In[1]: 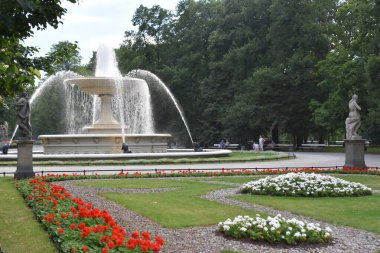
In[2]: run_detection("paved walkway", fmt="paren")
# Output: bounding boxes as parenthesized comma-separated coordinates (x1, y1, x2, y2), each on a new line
(0, 152, 379, 175)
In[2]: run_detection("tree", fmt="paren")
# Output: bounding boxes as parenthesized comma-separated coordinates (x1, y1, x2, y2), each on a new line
(314, 0, 380, 143)
(0, 0, 79, 107)
(43, 40, 82, 74)
(131, 4, 173, 68)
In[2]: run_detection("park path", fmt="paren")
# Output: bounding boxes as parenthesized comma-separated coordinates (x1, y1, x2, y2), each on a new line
(1, 152, 380, 176)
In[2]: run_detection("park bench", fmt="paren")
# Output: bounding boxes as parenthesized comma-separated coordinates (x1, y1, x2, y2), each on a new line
(212, 143, 240, 150)
(298, 143, 327, 152)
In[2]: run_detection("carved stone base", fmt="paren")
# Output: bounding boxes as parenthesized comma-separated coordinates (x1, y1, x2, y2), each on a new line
(344, 139, 367, 169)
(14, 139, 35, 179)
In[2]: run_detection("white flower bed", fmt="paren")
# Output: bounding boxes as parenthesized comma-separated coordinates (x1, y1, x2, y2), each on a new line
(240, 173, 372, 197)
(218, 214, 332, 245)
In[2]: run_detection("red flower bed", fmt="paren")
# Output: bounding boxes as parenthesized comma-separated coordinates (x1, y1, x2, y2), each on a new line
(36, 166, 379, 182)
(17, 177, 164, 252)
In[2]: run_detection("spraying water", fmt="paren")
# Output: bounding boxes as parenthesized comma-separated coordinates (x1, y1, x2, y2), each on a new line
(129, 69, 194, 143)
(9, 71, 79, 144)
(93, 45, 154, 136)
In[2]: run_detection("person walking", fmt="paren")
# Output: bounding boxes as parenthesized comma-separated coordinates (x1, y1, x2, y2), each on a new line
(219, 139, 225, 149)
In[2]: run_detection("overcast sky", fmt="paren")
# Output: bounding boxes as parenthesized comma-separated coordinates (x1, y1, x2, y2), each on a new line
(24, 0, 179, 64)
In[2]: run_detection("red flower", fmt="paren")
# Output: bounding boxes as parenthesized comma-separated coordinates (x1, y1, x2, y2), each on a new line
(78, 222, 86, 230)
(131, 231, 139, 238)
(152, 244, 161, 252)
(141, 244, 150, 252)
(61, 213, 68, 218)
(82, 246, 88, 252)
(141, 231, 151, 240)
(58, 228, 64, 234)
(155, 235, 164, 245)
(56, 221, 61, 226)
(70, 224, 76, 230)
(71, 248, 77, 252)
(102, 248, 109, 253)
(107, 241, 115, 249)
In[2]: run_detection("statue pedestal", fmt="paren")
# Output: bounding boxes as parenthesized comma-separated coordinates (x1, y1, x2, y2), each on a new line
(14, 139, 35, 179)
(344, 138, 367, 169)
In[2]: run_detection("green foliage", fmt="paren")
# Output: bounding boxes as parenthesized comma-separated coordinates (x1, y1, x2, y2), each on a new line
(0, 0, 79, 108)
(115, 0, 380, 145)
(43, 40, 82, 74)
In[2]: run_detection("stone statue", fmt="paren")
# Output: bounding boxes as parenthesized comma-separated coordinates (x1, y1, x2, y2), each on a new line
(15, 92, 32, 138)
(345, 94, 361, 140)
(0, 121, 8, 139)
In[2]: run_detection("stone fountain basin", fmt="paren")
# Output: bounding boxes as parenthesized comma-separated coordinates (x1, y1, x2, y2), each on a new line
(38, 134, 171, 154)
(64, 77, 146, 95)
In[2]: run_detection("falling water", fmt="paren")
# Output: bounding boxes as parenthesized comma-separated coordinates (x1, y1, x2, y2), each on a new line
(94, 45, 154, 136)
(65, 83, 93, 134)
(128, 69, 194, 143)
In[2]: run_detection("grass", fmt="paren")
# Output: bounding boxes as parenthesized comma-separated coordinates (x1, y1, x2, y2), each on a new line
(76, 178, 187, 188)
(0, 150, 292, 166)
(191, 175, 265, 183)
(234, 175, 380, 234)
(0, 177, 58, 253)
(96, 179, 259, 228)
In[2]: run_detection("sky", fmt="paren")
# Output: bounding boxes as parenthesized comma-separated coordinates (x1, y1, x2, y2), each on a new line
(24, 0, 179, 64)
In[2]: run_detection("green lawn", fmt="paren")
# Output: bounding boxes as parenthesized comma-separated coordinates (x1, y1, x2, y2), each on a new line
(192, 175, 265, 184)
(76, 178, 187, 188)
(98, 179, 259, 228)
(0, 150, 291, 166)
(0, 177, 58, 253)
(234, 175, 380, 234)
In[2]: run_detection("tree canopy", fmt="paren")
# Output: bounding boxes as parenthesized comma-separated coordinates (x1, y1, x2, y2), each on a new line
(117, 0, 379, 146)
(0, 0, 79, 107)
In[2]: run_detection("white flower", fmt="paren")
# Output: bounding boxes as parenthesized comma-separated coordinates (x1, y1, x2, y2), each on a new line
(294, 232, 301, 237)
(240, 227, 247, 232)
(223, 225, 230, 231)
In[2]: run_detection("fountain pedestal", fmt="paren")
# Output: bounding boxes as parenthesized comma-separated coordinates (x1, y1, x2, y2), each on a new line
(14, 139, 35, 179)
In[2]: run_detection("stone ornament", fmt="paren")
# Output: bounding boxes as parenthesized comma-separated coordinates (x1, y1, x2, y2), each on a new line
(345, 94, 361, 140)
(15, 92, 32, 138)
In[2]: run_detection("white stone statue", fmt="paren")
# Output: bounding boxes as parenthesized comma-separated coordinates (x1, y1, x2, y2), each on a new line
(345, 94, 361, 140)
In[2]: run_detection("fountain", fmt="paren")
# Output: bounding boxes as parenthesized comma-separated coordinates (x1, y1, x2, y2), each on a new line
(38, 45, 171, 154)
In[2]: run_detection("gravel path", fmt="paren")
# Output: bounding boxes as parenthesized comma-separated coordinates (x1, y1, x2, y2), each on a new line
(56, 179, 380, 253)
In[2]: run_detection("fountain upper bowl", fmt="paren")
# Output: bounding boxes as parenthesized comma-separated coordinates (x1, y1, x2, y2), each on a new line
(64, 77, 146, 96)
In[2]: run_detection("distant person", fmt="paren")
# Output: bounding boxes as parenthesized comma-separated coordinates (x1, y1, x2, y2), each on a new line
(121, 143, 132, 153)
(193, 142, 203, 152)
(259, 136, 265, 151)
(219, 139, 225, 149)
(2, 144, 9, 155)
(253, 142, 259, 152)
(225, 139, 230, 147)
